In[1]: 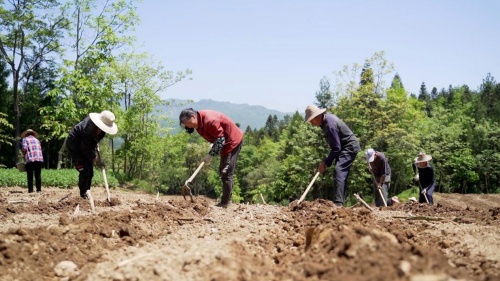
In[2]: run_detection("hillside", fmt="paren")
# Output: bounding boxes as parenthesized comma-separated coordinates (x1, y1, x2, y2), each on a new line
(159, 99, 295, 133)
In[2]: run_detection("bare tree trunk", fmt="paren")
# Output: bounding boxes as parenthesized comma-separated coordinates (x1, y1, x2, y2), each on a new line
(13, 72, 21, 165)
(57, 137, 67, 169)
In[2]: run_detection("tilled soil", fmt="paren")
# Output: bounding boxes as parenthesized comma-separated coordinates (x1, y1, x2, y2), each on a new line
(0, 187, 498, 281)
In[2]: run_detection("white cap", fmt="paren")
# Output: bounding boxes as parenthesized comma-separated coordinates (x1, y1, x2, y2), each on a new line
(365, 148, 375, 163)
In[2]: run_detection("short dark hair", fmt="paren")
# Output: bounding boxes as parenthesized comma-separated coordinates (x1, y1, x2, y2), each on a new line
(179, 108, 197, 134)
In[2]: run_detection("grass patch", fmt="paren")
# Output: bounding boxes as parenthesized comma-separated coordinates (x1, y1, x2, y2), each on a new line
(396, 186, 420, 202)
(0, 168, 119, 189)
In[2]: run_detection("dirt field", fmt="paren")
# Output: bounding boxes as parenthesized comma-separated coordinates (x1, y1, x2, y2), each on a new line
(0, 187, 498, 281)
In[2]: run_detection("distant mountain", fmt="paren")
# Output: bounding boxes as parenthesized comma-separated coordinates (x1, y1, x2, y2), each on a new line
(159, 99, 295, 133)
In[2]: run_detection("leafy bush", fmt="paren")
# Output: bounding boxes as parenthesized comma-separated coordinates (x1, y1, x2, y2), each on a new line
(0, 168, 119, 188)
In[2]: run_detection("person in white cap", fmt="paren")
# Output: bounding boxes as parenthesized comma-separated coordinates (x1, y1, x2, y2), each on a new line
(304, 105, 360, 207)
(66, 110, 118, 199)
(365, 148, 399, 206)
(21, 129, 44, 193)
(412, 152, 435, 204)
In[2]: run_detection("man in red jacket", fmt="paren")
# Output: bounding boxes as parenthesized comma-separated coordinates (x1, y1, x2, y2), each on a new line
(179, 108, 243, 207)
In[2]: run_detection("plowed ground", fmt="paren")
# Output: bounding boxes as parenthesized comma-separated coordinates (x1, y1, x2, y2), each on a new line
(0, 187, 498, 281)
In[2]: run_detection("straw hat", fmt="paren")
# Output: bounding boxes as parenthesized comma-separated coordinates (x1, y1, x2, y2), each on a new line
(304, 105, 326, 123)
(414, 152, 432, 163)
(89, 110, 118, 135)
(21, 129, 39, 139)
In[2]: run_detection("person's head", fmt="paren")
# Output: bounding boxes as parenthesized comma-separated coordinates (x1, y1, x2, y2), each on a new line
(414, 152, 432, 168)
(21, 129, 38, 139)
(179, 108, 198, 133)
(304, 105, 326, 127)
(365, 148, 376, 163)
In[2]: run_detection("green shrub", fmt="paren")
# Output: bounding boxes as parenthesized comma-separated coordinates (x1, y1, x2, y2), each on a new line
(396, 186, 420, 202)
(0, 168, 119, 188)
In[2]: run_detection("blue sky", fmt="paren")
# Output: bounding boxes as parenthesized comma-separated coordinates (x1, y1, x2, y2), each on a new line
(135, 0, 500, 113)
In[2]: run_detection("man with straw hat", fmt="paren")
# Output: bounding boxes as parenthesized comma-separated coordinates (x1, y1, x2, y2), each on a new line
(66, 110, 118, 199)
(304, 105, 360, 207)
(412, 152, 435, 204)
(21, 129, 44, 193)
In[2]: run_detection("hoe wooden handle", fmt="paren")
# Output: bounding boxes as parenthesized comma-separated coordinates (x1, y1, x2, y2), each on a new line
(186, 161, 205, 184)
(298, 172, 320, 204)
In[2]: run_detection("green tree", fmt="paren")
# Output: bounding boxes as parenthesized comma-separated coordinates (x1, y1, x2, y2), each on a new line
(40, 0, 141, 168)
(418, 82, 432, 116)
(315, 76, 333, 109)
(0, 0, 67, 163)
(114, 52, 191, 178)
(390, 73, 404, 90)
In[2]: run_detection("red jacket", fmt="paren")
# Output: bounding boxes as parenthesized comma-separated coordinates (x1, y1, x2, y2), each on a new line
(196, 110, 243, 157)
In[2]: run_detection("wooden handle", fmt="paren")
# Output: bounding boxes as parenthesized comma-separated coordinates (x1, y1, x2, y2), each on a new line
(298, 172, 320, 204)
(186, 161, 205, 183)
(102, 168, 111, 202)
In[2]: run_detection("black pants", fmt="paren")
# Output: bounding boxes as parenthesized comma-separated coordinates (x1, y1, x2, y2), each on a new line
(25, 161, 43, 193)
(219, 142, 243, 204)
(77, 159, 94, 197)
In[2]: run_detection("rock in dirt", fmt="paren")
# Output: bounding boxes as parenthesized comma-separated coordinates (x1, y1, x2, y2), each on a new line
(54, 260, 79, 278)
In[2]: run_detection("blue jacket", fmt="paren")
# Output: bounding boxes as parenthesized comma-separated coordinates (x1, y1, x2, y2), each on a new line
(321, 113, 360, 167)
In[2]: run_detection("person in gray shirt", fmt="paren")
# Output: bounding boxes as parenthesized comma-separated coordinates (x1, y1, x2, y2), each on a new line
(305, 105, 361, 207)
(365, 148, 399, 207)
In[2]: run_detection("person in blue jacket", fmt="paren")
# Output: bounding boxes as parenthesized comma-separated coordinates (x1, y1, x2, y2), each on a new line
(304, 105, 360, 207)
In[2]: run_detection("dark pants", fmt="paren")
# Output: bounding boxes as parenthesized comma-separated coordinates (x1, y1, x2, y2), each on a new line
(372, 175, 390, 207)
(419, 184, 435, 204)
(333, 152, 358, 206)
(25, 161, 43, 193)
(77, 159, 94, 197)
(219, 142, 242, 204)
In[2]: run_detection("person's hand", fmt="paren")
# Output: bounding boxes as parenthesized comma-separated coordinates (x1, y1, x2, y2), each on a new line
(414, 174, 419, 182)
(377, 184, 382, 190)
(94, 157, 105, 169)
(421, 188, 427, 195)
(97, 159, 106, 169)
(202, 154, 212, 165)
(318, 162, 327, 174)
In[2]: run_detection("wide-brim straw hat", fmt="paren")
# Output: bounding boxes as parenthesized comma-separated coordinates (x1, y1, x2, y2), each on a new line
(21, 129, 39, 139)
(89, 110, 118, 135)
(304, 105, 326, 123)
(414, 152, 432, 163)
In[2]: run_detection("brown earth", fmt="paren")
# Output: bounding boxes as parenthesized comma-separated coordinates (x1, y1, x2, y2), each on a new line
(0, 187, 498, 281)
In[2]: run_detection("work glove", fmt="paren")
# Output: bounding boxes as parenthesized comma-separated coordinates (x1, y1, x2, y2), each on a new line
(95, 158, 105, 169)
(202, 154, 212, 165)
(414, 174, 419, 182)
(318, 162, 327, 174)
(421, 188, 427, 195)
(377, 184, 382, 190)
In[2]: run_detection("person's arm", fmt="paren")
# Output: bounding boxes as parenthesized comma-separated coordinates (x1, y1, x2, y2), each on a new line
(21, 138, 28, 156)
(323, 125, 340, 167)
(208, 137, 225, 156)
